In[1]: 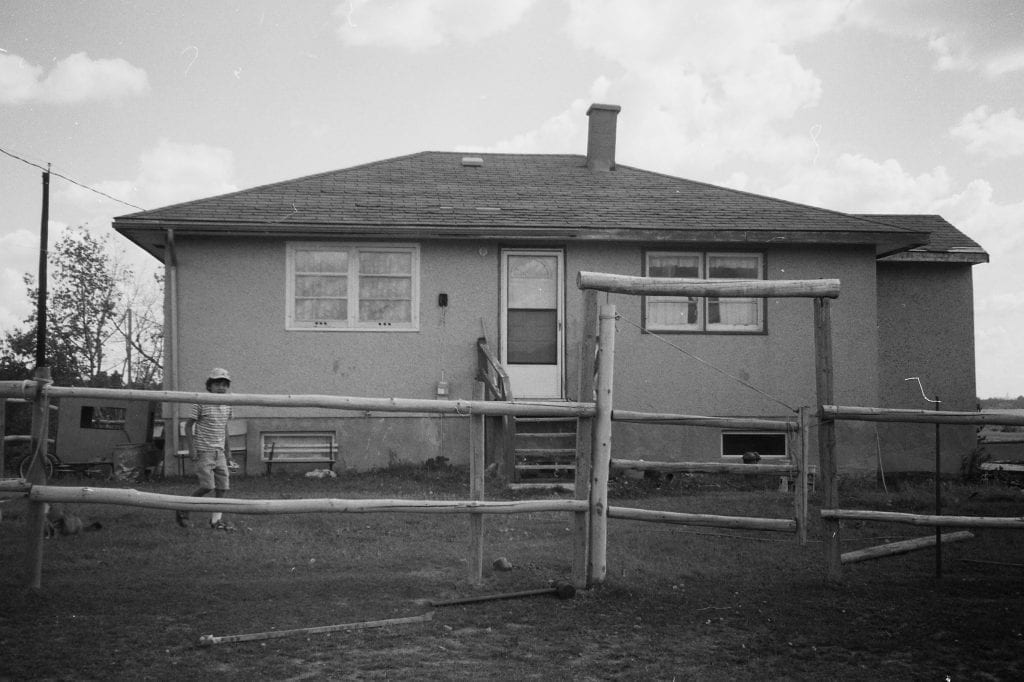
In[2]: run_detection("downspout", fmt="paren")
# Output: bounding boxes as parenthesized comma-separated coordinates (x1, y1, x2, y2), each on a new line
(165, 228, 181, 473)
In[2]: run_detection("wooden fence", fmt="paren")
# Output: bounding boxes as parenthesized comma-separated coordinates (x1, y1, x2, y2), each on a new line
(820, 404, 1024, 579)
(575, 271, 840, 584)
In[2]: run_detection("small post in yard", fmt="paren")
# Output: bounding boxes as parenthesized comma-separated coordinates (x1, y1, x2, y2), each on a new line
(587, 304, 616, 586)
(814, 297, 841, 582)
(468, 382, 486, 586)
(795, 406, 810, 545)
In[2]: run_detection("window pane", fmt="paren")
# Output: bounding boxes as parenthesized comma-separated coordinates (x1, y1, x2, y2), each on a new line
(295, 275, 346, 297)
(360, 251, 412, 275)
(80, 406, 126, 430)
(708, 255, 759, 279)
(507, 309, 557, 364)
(508, 255, 557, 309)
(649, 254, 700, 278)
(360, 300, 412, 323)
(295, 298, 347, 321)
(295, 250, 347, 273)
(708, 298, 759, 326)
(647, 298, 699, 326)
(359, 276, 412, 300)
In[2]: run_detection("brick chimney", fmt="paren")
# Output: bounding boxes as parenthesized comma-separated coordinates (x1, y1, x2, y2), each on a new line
(585, 103, 621, 171)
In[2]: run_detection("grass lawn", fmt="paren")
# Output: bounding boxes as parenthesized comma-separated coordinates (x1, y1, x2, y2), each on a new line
(2, 467, 1024, 680)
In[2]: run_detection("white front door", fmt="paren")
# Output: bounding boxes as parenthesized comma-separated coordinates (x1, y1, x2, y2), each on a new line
(501, 249, 564, 399)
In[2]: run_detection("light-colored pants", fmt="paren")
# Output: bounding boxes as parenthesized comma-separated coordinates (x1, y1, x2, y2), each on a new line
(194, 449, 230, 491)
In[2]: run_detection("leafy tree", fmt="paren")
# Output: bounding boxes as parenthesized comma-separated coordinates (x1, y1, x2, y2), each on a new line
(0, 226, 162, 388)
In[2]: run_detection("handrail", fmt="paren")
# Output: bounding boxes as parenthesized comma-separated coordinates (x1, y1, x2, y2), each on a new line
(476, 337, 516, 481)
(476, 337, 512, 401)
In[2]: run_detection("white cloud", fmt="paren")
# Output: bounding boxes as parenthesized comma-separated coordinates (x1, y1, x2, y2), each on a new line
(850, 0, 1024, 76)
(0, 229, 37, 334)
(0, 52, 148, 104)
(336, 0, 537, 49)
(770, 154, 953, 213)
(0, 53, 44, 104)
(950, 106, 1024, 159)
(135, 140, 237, 208)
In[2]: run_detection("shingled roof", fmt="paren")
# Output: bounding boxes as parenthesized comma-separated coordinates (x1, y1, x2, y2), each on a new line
(861, 215, 988, 264)
(114, 150, 930, 260)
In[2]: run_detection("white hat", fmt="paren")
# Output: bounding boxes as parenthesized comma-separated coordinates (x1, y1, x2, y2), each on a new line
(208, 368, 231, 382)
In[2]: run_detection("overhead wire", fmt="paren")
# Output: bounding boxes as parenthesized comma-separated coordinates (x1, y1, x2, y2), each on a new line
(0, 145, 147, 212)
(615, 312, 798, 414)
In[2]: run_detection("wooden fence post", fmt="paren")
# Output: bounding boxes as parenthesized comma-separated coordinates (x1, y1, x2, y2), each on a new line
(25, 366, 52, 590)
(0, 398, 6, 476)
(573, 289, 598, 589)
(468, 382, 485, 585)
(588, 304, 616, 586)
(795, 406, 809, 545)
(814, 298, 841, 582)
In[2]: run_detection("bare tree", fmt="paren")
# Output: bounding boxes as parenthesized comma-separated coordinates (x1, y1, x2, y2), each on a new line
(0, 226, 163, 388)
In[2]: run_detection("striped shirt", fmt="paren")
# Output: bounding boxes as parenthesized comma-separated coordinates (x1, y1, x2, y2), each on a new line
(189, 403, 232, 451)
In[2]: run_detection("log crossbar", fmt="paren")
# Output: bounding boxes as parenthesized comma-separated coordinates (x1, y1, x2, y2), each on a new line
(577, 271, 841, 299)
(0, 382, 594, 418)
(28, 486, 588, 515)
(612, 459, 797, 475)
(841, 531, 974, 565)
(609, 506, 796, 532)
(612, 410, 797, 432)
(821, 509, 1024, 529)
(823, 405, 1024, 427)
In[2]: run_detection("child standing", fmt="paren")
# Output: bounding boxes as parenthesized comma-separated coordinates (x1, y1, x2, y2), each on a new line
(177, 368, 235, 531)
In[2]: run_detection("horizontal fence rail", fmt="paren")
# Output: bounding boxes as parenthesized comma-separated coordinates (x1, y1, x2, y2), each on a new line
(29, 486, 589, 515)
(611, 410, 797, 432)
(821, 509, 1024, 529)
(0, 382, 595, 418)
(841, 531, 975, 565)
(823, 405, 1024, 427)
(611, 459, 797, 475)
(609, 506, 797, 532)
(577, 271, 841, 299)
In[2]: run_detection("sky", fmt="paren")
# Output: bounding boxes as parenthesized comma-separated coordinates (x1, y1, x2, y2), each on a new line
(1, 0, 1023, 397)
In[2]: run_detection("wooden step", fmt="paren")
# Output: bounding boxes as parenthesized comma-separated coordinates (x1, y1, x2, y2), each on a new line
(510, 416, 579, 487)
(508, 482, 575, 492)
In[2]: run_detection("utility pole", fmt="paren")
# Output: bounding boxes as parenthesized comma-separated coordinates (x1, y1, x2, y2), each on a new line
(26, 167, 52, 589)
(34, 167, 49, 369)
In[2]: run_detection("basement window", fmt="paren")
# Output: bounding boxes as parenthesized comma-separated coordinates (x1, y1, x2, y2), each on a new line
(721, 432, 787, 461)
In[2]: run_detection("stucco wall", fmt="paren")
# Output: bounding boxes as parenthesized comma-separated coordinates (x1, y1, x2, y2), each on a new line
(168, 236, 889, 474)
(565, 243, 882, 473)
(876, 261, 979, 473)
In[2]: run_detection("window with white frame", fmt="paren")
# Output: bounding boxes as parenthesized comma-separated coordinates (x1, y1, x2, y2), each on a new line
(287, 243, 419, 330)
(644, 252, 765, 332)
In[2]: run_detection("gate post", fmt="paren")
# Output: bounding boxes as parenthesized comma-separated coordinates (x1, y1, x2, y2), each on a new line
(573, 289, 598, 588)
(814, 298, 841, 582)
(588, 304, 616, 586)
(25, 367, 52, 590)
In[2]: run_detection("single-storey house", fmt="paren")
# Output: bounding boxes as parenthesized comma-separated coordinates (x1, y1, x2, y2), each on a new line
(113, 104, 988, 481)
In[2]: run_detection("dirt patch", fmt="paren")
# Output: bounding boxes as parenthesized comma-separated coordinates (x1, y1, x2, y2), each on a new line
(2, 470, 1023, 679)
